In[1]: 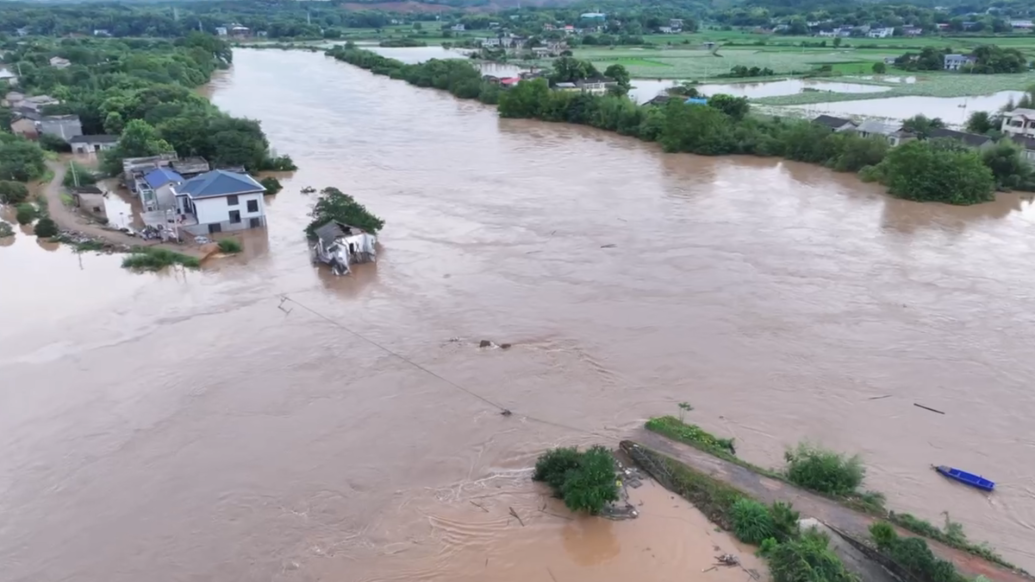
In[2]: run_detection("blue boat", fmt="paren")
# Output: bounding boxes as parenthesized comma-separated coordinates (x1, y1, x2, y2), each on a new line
(933, 465, 995, 492)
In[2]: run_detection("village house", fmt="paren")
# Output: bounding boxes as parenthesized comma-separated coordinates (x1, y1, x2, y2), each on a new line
(19, 94, 60, 112)
(2, 91, 24, 107)
(944, 54, 976, 71)
(575, 76, 615, 95)
(478, 37, 501, 47)
(1000, 107, 1035, 138)
(139, 167, 184, 213)
(15, 27, 30, 37)
(170, 157, 211, 179)
(1010, 135, 1035, 163)
(902, 26, 923, 36)
(175, 170, 268, 235)
(71, 186, 107, 221)
(867, 27, 895, 38)
(451, 23, 466, 32)
(0, 68, 17, 86)
(93, 29, 112, 37)
(554, 82, 579, 92)
(928, 127, 994, 150)
(49, 56, 71, 69)
(1011, 20, 1034, 30)
(851, 120, 914, 146)
(123, 154, 178, 195)
(11, 109, 82, 142)
(230, 25, 250, 38)
(70, 134, 118, 154)
(812, 115, 857, 132)
(311, 221, 378, 276)
(10, 116, 37, 139)
(215, 27, 228, 36)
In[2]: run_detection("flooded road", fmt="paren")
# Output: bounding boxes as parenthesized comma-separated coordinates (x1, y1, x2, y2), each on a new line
(2, 48, 1035, 581)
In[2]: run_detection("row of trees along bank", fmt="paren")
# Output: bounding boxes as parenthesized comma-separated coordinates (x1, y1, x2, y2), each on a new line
(325, 44, 1035, 206)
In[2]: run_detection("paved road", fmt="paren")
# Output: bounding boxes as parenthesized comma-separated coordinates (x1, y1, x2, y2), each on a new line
(629, 430, 1031, 582)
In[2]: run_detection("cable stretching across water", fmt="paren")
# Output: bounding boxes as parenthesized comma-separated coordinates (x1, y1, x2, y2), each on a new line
(278, 294, 616, 442)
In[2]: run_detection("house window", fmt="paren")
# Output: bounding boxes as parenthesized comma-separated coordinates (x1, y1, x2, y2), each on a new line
(227, 195, 239, 206)
(229, 210, 241, 224)
(246, 199, 258, 213)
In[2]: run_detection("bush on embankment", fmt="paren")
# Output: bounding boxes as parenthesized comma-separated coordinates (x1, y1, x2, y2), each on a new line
(870, 522, 969, 582)
(15, 203, 36, 225)
(0, 180, 30, 204)
(33, 217, 58, 238)
(121, 247, 201, 271)
(533, 446, 619, 515)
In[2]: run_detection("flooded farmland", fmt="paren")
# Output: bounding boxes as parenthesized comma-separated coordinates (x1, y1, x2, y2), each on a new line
(2, 47, 1035, 582)
(788, 90, 1027, 124)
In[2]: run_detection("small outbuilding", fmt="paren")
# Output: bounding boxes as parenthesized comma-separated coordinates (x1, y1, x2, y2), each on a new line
(311, 221, 377, 276)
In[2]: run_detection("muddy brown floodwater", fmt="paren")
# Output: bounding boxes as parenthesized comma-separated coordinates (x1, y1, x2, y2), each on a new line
(2, 48, 1035, 581)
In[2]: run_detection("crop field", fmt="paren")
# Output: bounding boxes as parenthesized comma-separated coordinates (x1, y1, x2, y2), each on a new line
(572, 47, 896, 79)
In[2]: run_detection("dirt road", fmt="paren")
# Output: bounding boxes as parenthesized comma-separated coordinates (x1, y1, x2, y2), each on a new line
(40, 160, 210, 258)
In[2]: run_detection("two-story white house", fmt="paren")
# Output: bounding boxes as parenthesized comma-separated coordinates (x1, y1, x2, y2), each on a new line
(1000, 108, 1035, 138)
(175, 170, 268, 235)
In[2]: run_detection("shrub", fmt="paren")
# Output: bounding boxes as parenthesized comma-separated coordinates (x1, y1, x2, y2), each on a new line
(881, 140, 994, 205)
(533, 446, 618, 515)
(0, 181, 30, 204)
(784, 442, 864, 497)
(63, 162, 97, 187)
(869, 521, 968, 582)
(769, 501, 801, 542)
(217, 238, 242, 253)
(34, 217, 58, 238)
(15, 203, 36, 225)
(122, 247, 201, 271)
(731, 498, 775, 544)
(768, 529, 858, 582)
(259, 176, 282, 194)
(0, 221, 13, 237)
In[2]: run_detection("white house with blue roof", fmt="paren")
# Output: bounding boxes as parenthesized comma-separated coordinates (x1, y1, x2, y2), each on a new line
(175, 170, 268, 235)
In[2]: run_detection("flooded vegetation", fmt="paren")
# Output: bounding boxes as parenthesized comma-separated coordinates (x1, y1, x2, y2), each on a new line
(3, 47, 1035, 581)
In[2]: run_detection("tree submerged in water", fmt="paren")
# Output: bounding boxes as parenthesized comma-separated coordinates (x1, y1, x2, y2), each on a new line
(305, 188, 385, 239)
(533, 446, 619, 515)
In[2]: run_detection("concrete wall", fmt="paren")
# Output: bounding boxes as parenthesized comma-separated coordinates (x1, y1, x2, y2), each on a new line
(192, 192, 266, 231)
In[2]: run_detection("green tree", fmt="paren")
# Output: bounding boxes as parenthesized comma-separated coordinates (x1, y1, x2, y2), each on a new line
(603, 63, 631, 91)
(882, 140, 995, 205)
(102, 119, 174, 174)
(305, 187, 384, 238)
(33, 216, 58, 238)
(902, 115, 945, 139)
(966, 111, 994, 135)
(15, 203, 36, 225)
(0, 135, 46, 182)
(872, 61, 887, 74)
(833, 37, 842, 48)
(659, 100, 734, 155)
(708, 93, 750, 120)
(550, 56, 599, 83)
(0, 180, 30, 204)
(981, 140, 1029, 188)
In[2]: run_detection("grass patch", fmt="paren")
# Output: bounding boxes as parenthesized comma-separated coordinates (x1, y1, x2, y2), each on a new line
(217, 238, 243, 254)
(121, 247, 200, 271)
(645, 415, 738, 456)
(60, 192, 73, 205)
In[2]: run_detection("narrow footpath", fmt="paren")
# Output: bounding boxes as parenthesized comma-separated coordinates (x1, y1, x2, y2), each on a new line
(631, 430, 1030, 582)
(40, 160, 210, 258)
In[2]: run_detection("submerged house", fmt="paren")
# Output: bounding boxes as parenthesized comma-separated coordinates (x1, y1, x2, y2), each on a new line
(311, 221, 377, 276)
(175, 170, 267, 235)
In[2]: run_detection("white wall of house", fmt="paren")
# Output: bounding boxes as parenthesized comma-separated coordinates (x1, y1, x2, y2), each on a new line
(1002, 115, 1035, 137)
(192, 192, 266, 232)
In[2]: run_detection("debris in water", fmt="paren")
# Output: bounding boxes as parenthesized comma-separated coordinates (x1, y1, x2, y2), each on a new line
(600, 243, 616, 248)
(499, 343, 512, 349)
(716, 554, 739, 566)
(914, 403, 945, 415)
(500, 409, 512, 417)
(479, 340, 492, 348)
(509, 506, 525, 526)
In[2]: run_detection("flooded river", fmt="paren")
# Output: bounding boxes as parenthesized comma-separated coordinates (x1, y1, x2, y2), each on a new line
(2, 48, 1035, 581)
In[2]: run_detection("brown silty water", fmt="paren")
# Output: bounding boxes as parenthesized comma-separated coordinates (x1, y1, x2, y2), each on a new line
(1, 48, 1034, 581)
